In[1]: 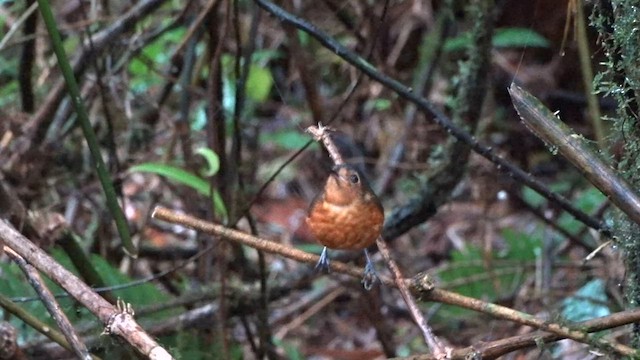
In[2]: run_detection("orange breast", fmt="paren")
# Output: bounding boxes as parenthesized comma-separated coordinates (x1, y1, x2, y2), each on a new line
(306, 200, 384, 250)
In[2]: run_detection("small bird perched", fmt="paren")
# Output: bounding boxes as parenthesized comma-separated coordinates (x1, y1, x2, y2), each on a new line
(306, 164, 384, 287)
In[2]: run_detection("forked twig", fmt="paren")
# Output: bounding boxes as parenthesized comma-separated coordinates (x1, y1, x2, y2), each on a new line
(5, 248, 91, 360)
(306, 124, 450, 358)
(0, 220, 174, 359)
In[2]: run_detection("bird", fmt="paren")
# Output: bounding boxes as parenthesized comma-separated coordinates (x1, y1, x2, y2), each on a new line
(306, 164, 384, 288)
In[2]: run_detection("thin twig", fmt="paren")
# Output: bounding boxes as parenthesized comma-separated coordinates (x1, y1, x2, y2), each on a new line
(0, 220, 174, 359)
(253, 0, 609, 237)
(240, 0, 391, 220)
(27, 0, 168, 143)
(305, 124, 345, 165)
(376, 237, 448, 357)
(509, 84, 640, 226)
(0, 293, 100, 359)
(305, 124, 450, 358)
(0, 1, 38, 51)
(152, 206, 388, 284)
(5, 248, 91, 360)
(574, 0, 604, 148)
(151, 206, 634, 356)
(389, 306, 640, 359)
(416, 278, 636, 357)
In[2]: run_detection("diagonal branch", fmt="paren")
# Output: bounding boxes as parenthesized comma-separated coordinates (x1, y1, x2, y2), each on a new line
(252, 0, 609, 238)
(0, 220, 174, 359)
(152, 207, 636, 357)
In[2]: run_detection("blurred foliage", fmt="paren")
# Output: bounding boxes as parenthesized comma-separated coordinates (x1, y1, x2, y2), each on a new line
(0, 0, 634, 357)
(0, 248, 176, 342)
(162, 329, 243, 360)
(221, 51, 277, 116)
(561, 279, 610, 322)
(129, 27, 187, 93)
(272, 339, 304, 360)
(444, 27, 550, 52)
(592, 1, 640, 345)
(433, 184, 607, 325)
(259, 130, 310, 150)
(434, 228, 541, 320)
(129, 156, 228, 221)
(523, 185, 606, 235)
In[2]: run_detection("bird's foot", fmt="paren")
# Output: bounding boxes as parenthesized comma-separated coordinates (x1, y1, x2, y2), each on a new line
(361, 249, 379, 290)
(315, 247, 331, 273)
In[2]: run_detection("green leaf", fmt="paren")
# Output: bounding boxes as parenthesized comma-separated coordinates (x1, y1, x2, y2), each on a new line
(221, 53, 275, 112)
(574, 187, 606, 214)
(435, 229, 541, 322)
(493, 28, 550, 48)
(273, 338, 304, 360)
(195, 147, 221, 176)
(212, 190, 228, 221)
(246, 65, 273, 102)
(130, 162, 210, 196)
(439, 245, 489, 299)
(501, 228, 541, 260)
(373, 98, 392, 111)
(89, 254, 174, 316)
(562, 279, 610, 322)
(260, 130, 311, 150)
(445, 27, 550, 52)
(130, 162, 228, 221)
(522, 186, 546, 207)
(128, 27, 185, 93)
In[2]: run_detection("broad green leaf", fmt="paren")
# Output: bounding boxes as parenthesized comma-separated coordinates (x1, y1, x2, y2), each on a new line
(246, 65, 273, 102)
(435, 228, 541, 321)
(89, 254, 174, 317)
(522, 187, 545, 207)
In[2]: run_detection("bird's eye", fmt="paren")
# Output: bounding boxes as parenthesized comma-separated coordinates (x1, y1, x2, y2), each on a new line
(349, 173, 360, 184)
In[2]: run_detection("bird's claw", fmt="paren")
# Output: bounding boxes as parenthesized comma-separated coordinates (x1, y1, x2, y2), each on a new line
(315, 247, 331, 273)
(361, 249, 379, 290)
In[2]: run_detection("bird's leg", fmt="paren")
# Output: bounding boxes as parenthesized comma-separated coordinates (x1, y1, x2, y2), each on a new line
(361, 248, 379, 290)
(315, 246, 331, 273)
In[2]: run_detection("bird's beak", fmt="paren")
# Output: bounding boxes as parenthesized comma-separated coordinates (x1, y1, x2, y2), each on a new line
(329, 167, 340, 178)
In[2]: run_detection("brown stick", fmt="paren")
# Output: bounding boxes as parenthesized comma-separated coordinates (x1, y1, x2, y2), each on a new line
(5, 248, 91, 359)
(0, 220, 173, 359)
(305, 124, 450, 358)
(376, 237, 448, 357)
(152, 206, 391, 284)
(306, 124, 345, 165)
(151, 205, 635, 356)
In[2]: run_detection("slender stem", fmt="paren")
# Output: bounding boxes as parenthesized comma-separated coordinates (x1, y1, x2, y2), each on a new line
(35, 0, 135, 256)
(575, 0, 604, 148)
(509, 84, 640, 226)
(6, 248, 91, 360)
(253, 0, 609, 237)
(304, 124, 449, 357)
